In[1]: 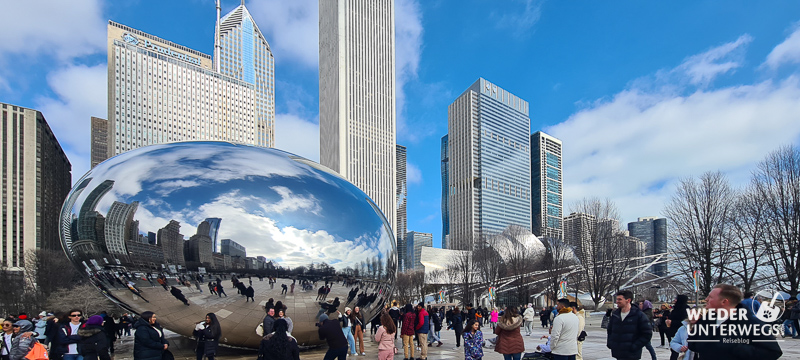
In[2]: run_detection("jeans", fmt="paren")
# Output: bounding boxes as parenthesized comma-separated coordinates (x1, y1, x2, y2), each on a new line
(784, 319, 798, 337)
(428, 327, 440, 343)
(63, 355, 84, 360)
(503, 354, 522, 360)
(342, 326, 356, 354)
(644, 342, 657, 360)
(553, 355, 576, 360)
(524, 320, 533, 335)
(323, 346, 347, 360)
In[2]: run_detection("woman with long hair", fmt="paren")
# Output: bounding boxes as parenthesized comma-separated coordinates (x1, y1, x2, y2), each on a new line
(494, 306, 524, 360)
(257, 319, 299, 360)
(193, 313, 221, 360)
(400, 304, 417, 359)
(374, 312, 396, 360)
(350, 307, 365, 356)
(463, 319, 484, 360)
(133, 312, 167, 360)
(276, 309, 293, 335)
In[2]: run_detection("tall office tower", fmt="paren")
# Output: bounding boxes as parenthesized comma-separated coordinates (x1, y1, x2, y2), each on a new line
(74, 179, 114, 256)
(396, 145, 407, 271)
(440, 135, 449, 249)
(220, 238, 246, 258)
(91, 117, 109, 167)
(405, 231, 432, 270)
(185, 233, 213, 267)
(215, 1, 275, 147)
(447, 78, 531, 250)
(158, 220, 185, 266)
(104, 201, 139, 258)
(0, 103, 72, 267)
(628, 217, 668, 276)
(203, 217, 222, 252)
(531, 131, 563, 240)
(105, 20, 265, 158)
(563, 212, 595, 264)
(319, 0, 397, 231)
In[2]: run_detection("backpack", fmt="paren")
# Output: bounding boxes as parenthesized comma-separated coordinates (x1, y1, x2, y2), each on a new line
(25, 342, 49, 360)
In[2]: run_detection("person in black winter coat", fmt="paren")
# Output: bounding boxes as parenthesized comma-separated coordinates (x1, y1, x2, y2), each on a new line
(133, 312, 168, 360)
(245, 286, 255, 302)
(606, 290, 652, 360)
(78, 316, 111, 360)
(449, 306, 464, 349)
(170, 286, 190, 306)
(317, 313, 347, 360)
(99, 312, 117, 354)
(258, 319, 299, 360)
(665, 294, 690, 339)
(193, 313, 221, 360)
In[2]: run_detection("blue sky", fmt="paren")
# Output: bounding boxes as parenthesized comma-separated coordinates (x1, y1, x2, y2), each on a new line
(2, 0, 800, 248)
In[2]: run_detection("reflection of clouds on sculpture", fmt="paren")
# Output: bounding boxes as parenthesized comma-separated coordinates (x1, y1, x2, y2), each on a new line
(60, 142, 396, 349)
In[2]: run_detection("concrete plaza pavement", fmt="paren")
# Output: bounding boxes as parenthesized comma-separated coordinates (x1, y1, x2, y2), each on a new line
(112, 314, 800, 359)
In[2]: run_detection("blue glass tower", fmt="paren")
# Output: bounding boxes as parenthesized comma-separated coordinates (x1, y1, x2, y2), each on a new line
(441, 135, 450, 249)
(216, 1, 275, 147)
(204, 217, 222, 253)
(447, 78, 531, 250)
(531, 131, 563, 240)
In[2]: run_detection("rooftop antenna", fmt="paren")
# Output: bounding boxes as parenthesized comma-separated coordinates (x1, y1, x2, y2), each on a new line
(214, 0, 221, 72)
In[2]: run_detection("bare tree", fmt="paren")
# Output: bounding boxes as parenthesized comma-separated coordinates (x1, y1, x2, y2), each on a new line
(664, 171, 736, 295)
(752, 145, 800, 298)
(473, 233, 505, 289)
(447, 249, 476, 305)
(725, 186, 770, 294)
(569, 198, 638, 309)
(496, 225, 543, 304)
(46, 283, 118, 316)
(540, 237, 576, 304)
(393, 271, 414, 305)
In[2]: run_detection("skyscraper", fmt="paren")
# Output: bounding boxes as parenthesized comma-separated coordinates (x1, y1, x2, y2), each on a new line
(628, 217, 668, 276)
(441, 135, 450, 249)
(319, 0, 397, 230)
(396, 145, 407, 271)
(447, 78, 531, 250)
(104, 201, 139, 258)
(220, 238, 246, 258)
(1, 103, 72, 267)
(90, 117, 108, 168)
(158, 220, 185, 266)
(216, 1, 275, 147)
(103, 1, 275, 160)
(406, 231, 432, 270)
(531, 131, 563, 240)
(203, 217, 222, 253)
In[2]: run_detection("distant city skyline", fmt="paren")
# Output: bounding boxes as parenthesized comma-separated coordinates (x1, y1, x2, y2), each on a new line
(2, 1, 800, 249)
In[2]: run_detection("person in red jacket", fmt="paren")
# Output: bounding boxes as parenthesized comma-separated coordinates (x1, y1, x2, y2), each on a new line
(400, 304, 416, 360)
(415, 303, 430, 360)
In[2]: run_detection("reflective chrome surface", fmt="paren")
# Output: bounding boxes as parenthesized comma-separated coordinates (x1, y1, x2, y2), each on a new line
(60, 142, 397, 348)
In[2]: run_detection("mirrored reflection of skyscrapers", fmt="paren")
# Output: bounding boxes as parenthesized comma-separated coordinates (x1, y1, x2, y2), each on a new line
(104, 201, 139, 259)
(447, 78, 531, 250)
(76, 180, 115, 252)
(158, 220, 185, 266)
(531, 131, 563, 240)
(220, 238, 246, 258)
(203, 217, 222, 252)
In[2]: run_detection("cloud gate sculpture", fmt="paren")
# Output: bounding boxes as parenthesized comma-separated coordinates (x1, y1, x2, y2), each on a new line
(60, 142, 397, 348)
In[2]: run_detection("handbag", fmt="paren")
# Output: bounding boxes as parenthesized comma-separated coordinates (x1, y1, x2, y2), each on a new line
(255, 323, 264, 336)
(25, 342, 49, 360)
(577, 330, 587, 342)
(162, 349, 174, 360)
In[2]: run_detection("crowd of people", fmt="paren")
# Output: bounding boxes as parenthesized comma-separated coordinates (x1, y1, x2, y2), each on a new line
(4, 281, 796, 360)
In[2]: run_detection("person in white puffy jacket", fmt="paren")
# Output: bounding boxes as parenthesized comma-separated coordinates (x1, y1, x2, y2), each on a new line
(522, 304, 536, 336)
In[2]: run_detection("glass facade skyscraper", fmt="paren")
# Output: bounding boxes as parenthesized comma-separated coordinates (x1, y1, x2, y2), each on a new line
(440, 135, 450, 249)
(396, 145, 407, 271)
(628, 217, 668, 276)
(216, 3, 275, 147)
(531, 131, 563, 240)
(405, 231, 432, 270)
(447, 78, 531, 250)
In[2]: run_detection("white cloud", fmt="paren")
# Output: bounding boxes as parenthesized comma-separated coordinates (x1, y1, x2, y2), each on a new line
(261, 186, 322, 215)
(407, 162, 423, 185)
(395, 0, 424, 142)
(677, 35, 752, 86)
(764, 22, 800, 70)
(549, 35, 800, 223)
(275, 113, 320, 162)
(247, 0, 319, 67)
(492, 0, 544, 38)
(36, 64, 107, 181)
(0, 0, 105, 60)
